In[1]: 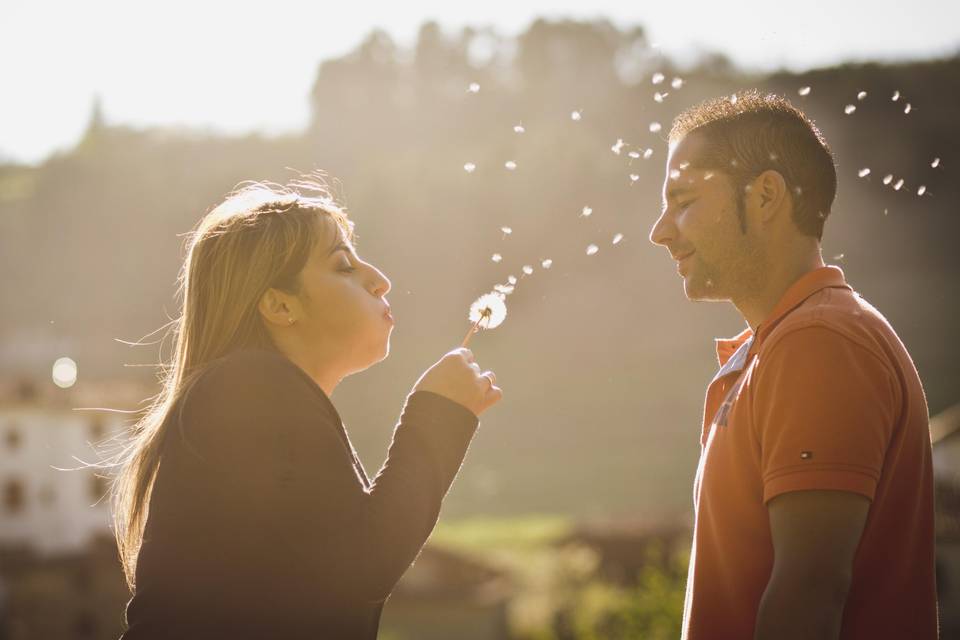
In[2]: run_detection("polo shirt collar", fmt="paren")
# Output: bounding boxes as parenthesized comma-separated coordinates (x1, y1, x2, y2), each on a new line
(713, 265, 851, 370)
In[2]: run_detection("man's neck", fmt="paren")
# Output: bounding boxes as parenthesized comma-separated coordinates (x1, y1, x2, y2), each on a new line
(734, 250, 825, 332)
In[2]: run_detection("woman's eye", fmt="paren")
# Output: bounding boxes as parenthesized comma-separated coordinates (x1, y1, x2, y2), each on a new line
(337, 263, 355, 273)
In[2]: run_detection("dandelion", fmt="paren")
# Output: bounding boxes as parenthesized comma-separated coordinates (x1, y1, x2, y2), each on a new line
(611, 138, 625, 154)
(491, 253, 502, 263)
(671, 77, 684, 89)
(892, 90, 900, 101)
(581, 206, 593, 217)
(844, 104, 856, 115)
(612, 233, 624, 245)
(649, 122, 662, 133)
(798, 86, 811, 96)
(628, 150, 641, 159)
(586, 244, 599, 256)
(500, 226, 512, 236)
(629, 174, 640, 182)
(652, 72, 665, 85)
(541, 258, 553, 269)
(464, 162, 477, 173)
(858, 168, 871, 178)
(507, 275, 517, 285)
(513, 124, 525, 134)
(904, 103, 912, 114)
(894, 178, 904, 191)
(857, 91, 868, 101)
(463, 292, 508, 346)
(917, 185, 927, 196)
(654, 92, 668, 103)
(643, 148, 654, 160)
(571, 110, 582, 121)
(931, 157, 940, 168)
(883, 174, 893, 185)
(504, 160, 517, 171)
(468, 82, 480, 93)
(522, 265, 534, 275)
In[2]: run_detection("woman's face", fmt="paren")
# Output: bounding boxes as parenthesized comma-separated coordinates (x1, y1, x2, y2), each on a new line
(294, 221, 393, 374)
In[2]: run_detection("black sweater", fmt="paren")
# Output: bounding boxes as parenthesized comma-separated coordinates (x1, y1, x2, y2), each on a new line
(120, 347, 479, 639)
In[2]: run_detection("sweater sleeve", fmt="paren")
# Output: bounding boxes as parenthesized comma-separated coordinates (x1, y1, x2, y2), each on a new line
(176, 349, 479, 605)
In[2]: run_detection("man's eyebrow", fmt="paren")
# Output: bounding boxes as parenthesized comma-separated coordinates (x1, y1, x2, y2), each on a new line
(666, 185, 698, 201)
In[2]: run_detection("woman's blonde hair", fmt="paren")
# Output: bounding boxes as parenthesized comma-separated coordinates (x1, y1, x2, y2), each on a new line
(109, 175, 353, 591)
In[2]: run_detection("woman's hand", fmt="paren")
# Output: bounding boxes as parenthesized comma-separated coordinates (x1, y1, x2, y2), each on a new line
(412, 348, 502, 416)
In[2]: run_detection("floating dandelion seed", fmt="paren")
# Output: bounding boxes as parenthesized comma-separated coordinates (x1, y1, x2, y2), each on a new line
(892, 90, 900, 101)
(500, 226, 512, 236)
(654, 92, 668, 103)
(671, 77, 684, 89)
(571, 110, 582, 121)
(669, 169, 681, 180)
(652, 72, 665, 85)
(883, 174, 893, 185)
(507, 275, 517, 285)
(844, 104, 856, 114)
(611, 138, 625, 154)
(541, 258, 553, 269)
(833, 253, 845, 261)
(586, 244, 599, 256)
(522, 265, 534, 275)
(917, 185, 927, 196)
(931, 157, 940, 168)
(704, 172, 715, 181)
(798, 86, 811, 96)
(493, 284, 515, 296)
(643, 148, 654, 160)
(894, 178, 905, 191)
(904, 103, 912, 114)
(491, 253, 503, 263)
(468, 82, 480, 93)
(857, 91, 868, 101)
(769, 152, 779, 161)
(628, 150, 641, 159)
(730, 94, 738, 104)
(581, 206, 593, 217)
(679, 161, 690, 170)
(612, 233, 624, 245)
(629, 174, 640, 182)
(649, 122, 662, 133)
(463, 292, 508, 345)
(858, 168, 871, 178)
(464, 162, 476, 173)
(513, 124, 525, 134)
(504, 160, 517, 171)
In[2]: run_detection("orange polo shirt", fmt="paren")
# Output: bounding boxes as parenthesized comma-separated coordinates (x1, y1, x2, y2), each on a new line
(682, 266, 938, 639)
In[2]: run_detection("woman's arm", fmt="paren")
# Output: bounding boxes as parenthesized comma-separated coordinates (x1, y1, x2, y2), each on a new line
(177, 348, 478, 604)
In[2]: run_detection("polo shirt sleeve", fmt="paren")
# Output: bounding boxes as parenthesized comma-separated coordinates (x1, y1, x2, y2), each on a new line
(752, 324, 899, 504)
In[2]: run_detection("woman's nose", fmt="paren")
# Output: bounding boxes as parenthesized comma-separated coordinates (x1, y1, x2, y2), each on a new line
(367, 263, 391, 297)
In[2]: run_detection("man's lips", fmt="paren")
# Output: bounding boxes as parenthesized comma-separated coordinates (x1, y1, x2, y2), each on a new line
(672, 250, 695, 262)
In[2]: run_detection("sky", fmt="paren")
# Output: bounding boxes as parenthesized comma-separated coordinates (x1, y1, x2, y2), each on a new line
(2, 0, 958, 165)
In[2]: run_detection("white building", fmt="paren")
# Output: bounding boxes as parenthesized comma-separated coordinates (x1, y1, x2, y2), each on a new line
(0, 402, 130, 555)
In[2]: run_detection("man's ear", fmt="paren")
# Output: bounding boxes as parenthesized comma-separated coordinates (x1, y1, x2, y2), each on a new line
(258, 288, 294, 327)
(751, 169, 788, 223)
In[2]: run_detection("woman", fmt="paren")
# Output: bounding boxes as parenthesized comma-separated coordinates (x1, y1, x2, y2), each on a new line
(112, 178, 502, 639)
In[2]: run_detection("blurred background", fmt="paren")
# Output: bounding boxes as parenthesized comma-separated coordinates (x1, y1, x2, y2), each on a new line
(1, 1, 959, 638)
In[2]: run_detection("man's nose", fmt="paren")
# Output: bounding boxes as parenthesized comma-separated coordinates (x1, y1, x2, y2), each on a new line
(649, 210, 675, 247)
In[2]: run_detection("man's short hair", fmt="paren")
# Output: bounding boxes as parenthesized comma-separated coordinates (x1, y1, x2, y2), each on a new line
(669, 90, 837, 240)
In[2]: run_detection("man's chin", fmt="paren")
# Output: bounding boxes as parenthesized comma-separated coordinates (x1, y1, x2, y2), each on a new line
(683, 276, 723, 301)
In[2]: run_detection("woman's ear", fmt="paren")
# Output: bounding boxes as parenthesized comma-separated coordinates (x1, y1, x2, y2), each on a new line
(258, 288, 295, 327)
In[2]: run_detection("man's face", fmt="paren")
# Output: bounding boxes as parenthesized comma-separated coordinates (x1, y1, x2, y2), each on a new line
(649, 133, 765, 302)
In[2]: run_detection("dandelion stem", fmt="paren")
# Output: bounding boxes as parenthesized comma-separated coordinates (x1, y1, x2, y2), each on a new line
(461, 317, 483, 348)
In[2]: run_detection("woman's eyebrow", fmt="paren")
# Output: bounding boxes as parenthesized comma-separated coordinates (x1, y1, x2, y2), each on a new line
(327, 241, 351, 257)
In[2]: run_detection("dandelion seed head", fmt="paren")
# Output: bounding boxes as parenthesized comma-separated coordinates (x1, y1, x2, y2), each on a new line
(541, 258, 553, 269)
(504, 160, 517, 171)
(857, 91, 867, 101)
(844, 104, 856, 115)
(798, 86, 811, 96)
(652, 72, 665, 85)
(931, 157, 940, 168)
(586, 244, 599, 256)
(858, 168, 871, 178)
(671, 77, 684, 89)
(612, 233, 624, 245)
(649, 122, 662, 133)
(883, 174, 893, 185)
(491, 253, 502, 263)
(917, 185, 927, 196)
(468, 82, 480, 93)
(469, 292, 507, 330)
(571, 110, 582, 121)
(522, 265, 534, 275)
(894, 178, 904, 191)
(643, 148, 654, 160)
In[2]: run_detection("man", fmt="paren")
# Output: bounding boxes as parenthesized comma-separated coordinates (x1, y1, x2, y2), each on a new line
(649, 90, 939, 639)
